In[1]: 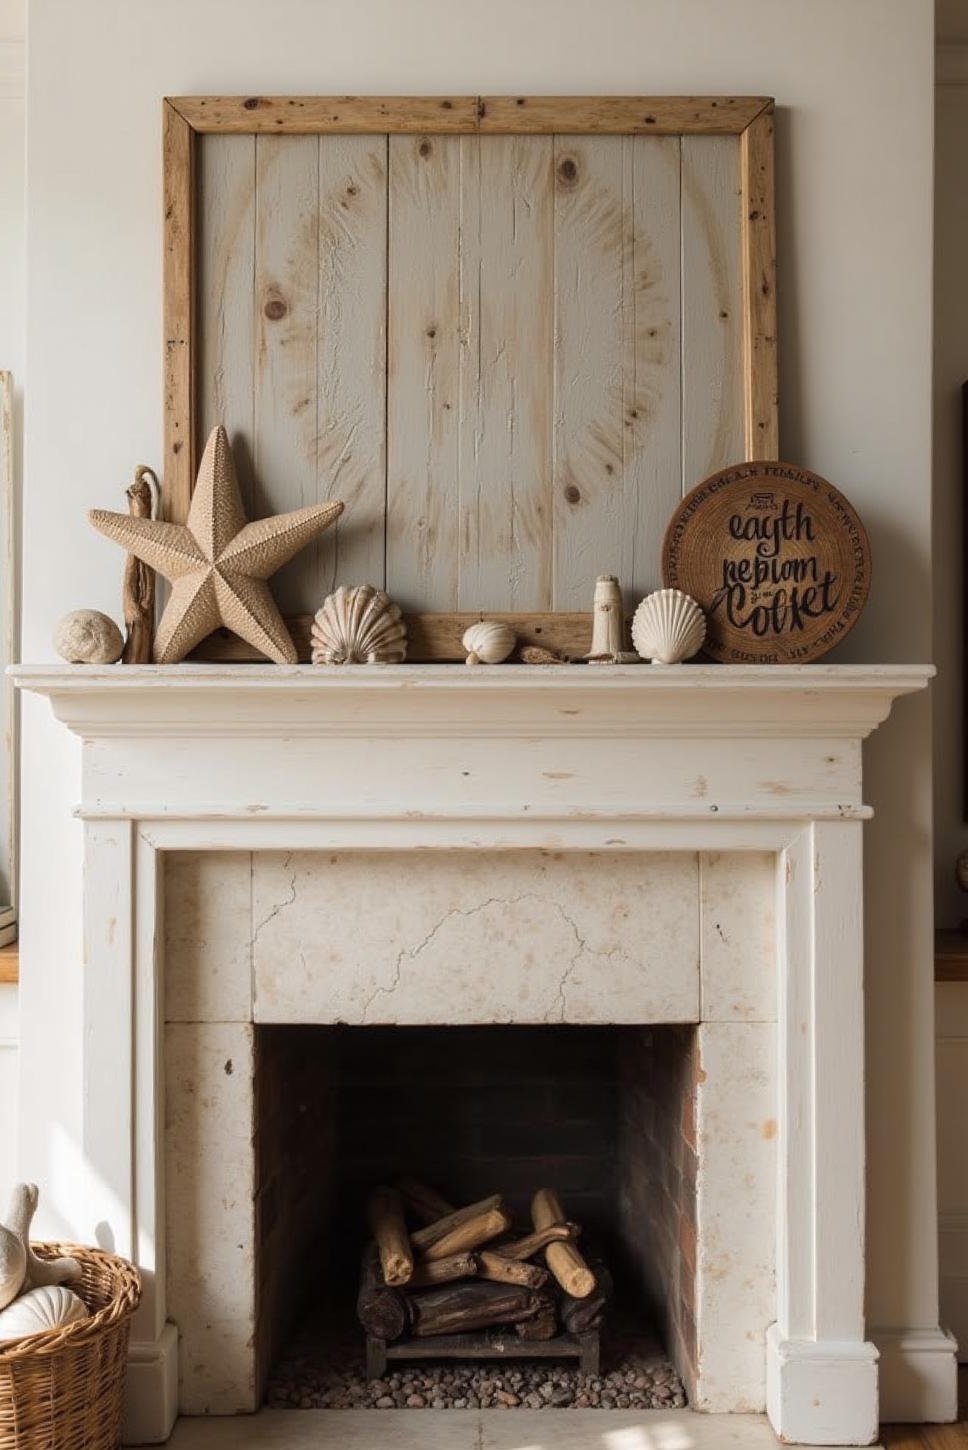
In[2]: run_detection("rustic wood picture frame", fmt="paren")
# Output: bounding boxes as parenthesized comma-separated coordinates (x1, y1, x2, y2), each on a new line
(162, 95, 778, 660)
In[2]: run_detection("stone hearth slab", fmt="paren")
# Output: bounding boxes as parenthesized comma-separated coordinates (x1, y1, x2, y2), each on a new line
(139, 1409, 883, 1448)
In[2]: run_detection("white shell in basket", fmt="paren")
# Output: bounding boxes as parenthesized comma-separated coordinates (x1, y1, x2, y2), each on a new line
(632, 589, 706, 665)
(311, 586, 407, 665)
(462, 621, 517, 665)
(0, 1285, 89, 1342)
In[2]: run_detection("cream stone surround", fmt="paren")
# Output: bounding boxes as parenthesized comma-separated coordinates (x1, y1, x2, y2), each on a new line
(164, 847, 776, 1418)
(13, 662, 935, 1448)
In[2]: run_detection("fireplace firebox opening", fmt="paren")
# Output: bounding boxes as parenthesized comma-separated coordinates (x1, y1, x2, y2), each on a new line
(254, 1023, 699, 1411)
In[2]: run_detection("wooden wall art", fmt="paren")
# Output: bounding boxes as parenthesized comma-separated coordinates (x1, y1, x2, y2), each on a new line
(162, 95, 778, 661)
(662, 460, 871, 663)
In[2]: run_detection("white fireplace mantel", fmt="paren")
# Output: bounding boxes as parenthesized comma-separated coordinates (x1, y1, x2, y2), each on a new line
(13, 662, 937, 1447)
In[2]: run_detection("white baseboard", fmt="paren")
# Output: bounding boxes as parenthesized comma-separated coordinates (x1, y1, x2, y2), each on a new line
(122, 1323, 179, 1445)
(871, 1326, 959, 1423)
(939, 1276, 968, 1360)
(766, 1325, 879, 1445)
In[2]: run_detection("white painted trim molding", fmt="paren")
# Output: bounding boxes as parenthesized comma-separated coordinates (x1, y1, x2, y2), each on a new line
(871, 1328, 959, 1423)
(12, 663, 943, 1445)
(0, 38, 24, 100)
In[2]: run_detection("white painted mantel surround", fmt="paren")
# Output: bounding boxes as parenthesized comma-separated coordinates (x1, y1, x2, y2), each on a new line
(13, 662, 939, 1447)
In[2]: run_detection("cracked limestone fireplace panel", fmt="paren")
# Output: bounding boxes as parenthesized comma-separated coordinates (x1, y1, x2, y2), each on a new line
(252, 850, 704, 1024)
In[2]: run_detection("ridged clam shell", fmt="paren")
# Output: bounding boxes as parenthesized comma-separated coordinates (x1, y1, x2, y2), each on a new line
(311, 586, 407, 665)
(462, 620, 517, 664)
(631, 589, 706, 664)
(0, 1285, 88, 1343)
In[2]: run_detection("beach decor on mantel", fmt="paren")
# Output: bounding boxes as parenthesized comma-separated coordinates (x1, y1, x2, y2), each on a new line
(89, 425, 344, 664)
(53, 609, 124, 665)
(462, 620, 517, 666)
(662, 460, 871, 664)
(311, 585, 407, 665)
(632, 588, 707, 665)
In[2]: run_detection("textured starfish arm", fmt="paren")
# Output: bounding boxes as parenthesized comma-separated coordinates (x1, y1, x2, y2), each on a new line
(221, 501, 344, 579)
(213, 571, 298, 664)
(89, 511, 207, 580)
(153, 572, 224, 664)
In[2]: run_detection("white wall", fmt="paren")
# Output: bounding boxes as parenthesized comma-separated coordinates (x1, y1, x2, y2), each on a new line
(20, 0, 943, 1416)
(0, 0, 23, 1214)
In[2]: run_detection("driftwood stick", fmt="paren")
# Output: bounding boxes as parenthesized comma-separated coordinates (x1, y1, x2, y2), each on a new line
(411, 1194, 504, 1252)
(121, 465, 158, 664)
(396, 1177, 455, 1226)
(477, 1251, 549, 1290)
(367, 1186, 414, 1286)
(421, 1205, 512, 1262)
(531, 1188, 596, 1299)
(408, 1281, 540, 1337)
(356, 1245, 408, 1341)
(497, 1223, 580, 1261)
(406, 1252, 478, 1289)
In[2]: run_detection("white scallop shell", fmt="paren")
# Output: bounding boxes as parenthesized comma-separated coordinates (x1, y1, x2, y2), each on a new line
(631, 589, 706, 664)
(53, 610, 124, 664)
(0, 1285, 89, 1343)
(311, 586, 407, 665)
(462, 620, 517, 665)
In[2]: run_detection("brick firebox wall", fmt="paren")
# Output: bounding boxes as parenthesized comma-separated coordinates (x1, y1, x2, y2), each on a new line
(618, 1025, 699, 1399)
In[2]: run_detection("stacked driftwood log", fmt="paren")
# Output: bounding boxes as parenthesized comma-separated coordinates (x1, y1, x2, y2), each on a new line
(357, 1178, 609, 1345)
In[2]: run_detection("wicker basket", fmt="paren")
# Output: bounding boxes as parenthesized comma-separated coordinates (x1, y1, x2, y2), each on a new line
(0, 1243, 142, 1449)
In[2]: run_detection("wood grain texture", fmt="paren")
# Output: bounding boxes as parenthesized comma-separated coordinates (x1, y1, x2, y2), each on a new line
(740, 106, 779, 458)
(171, 100, 774, 651)
(168, 95, 772, 136)
(315, 136, 388, 591)
(386, 134, 461, 609)
(252, 134, 321, 615)
(553, 135, 681, 605)
(680, 134, 745, 486)
(457, 135, 554, 609)
(198, 134, 256, 507)
(163, 101, 196, 523)
(0, 943, 17, 984)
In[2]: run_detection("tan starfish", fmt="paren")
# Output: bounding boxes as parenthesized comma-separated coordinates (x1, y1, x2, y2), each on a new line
(89, 426, 343, 663)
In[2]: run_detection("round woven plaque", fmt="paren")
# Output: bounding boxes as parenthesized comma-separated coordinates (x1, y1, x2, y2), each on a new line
(662, 461, 871, 664)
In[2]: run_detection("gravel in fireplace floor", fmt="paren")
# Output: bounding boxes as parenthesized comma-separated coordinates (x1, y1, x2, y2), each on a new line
(266, 1324, 687, 1411)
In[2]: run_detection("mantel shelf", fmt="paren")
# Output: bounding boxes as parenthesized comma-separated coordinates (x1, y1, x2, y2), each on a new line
(11, 662, 933, 744)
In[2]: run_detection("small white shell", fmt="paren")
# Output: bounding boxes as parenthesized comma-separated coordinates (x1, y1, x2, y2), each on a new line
(632, 589, 706, 664)
(462, 620, 516, 665)
(53, 610, 124, 665)
(311, 586, 407, 665)
(0, 1285, 88, 1343)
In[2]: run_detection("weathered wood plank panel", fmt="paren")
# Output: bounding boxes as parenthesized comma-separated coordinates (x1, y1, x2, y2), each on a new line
(253, 134, 321, 615)
(625, 135, 681, 595)
(198, 134, 256, 508)
(386, 134, 461, 610)
(191, 127, 751, 629)
(680, 135, 745, 488)
(315, 136, 388, 591)
(457, 135, 554, 609)
(552, 135, 681, 609)
(170, 95, 771, 137)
